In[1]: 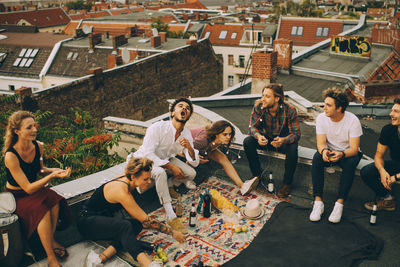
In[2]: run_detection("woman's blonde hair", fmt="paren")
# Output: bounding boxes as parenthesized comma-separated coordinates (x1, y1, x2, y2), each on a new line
(125, 157, 153, 180)
(2, 110, 34, 155)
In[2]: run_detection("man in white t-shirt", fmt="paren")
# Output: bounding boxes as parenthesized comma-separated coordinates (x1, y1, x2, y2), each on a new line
(309, 88, 363, 223)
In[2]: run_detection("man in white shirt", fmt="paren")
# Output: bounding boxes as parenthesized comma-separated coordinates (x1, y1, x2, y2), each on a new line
(309, 88, 363, 223)
(128, 98, 199, 233)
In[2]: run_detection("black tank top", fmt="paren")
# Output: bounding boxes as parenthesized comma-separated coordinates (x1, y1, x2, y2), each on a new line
(6, 140, 41, 187)
(84, 180, 127, 215)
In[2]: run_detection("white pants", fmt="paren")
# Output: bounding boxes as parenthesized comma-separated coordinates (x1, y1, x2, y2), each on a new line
(152, 157, 196, 205)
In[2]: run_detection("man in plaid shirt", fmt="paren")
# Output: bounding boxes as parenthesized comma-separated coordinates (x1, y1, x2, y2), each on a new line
(244, 83, 300, 198)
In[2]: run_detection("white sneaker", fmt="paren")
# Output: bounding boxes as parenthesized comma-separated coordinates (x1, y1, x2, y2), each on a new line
(328, 202, 343, 223)
(240, 176, 259, 195)
(84, 250, 103, 267)
(309, 201, 324, 222)
(185, 180, 197, 190)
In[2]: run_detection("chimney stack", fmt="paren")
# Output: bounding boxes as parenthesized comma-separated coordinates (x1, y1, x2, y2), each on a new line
(89, 33, 102, 53)
(159, 32, 167, 42)
(273, 38, 293, 71)
(151, 35, 161, 48)
(251, 50, 277, 94)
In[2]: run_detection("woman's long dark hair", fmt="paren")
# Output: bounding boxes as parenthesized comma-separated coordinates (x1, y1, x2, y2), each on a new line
(205, 120, 235, 148)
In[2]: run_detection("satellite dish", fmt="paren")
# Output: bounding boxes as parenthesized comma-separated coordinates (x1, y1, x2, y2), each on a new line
(152, 28, 159, 36)
(82, 25, 92, 34)
(121, 48, 130, 64)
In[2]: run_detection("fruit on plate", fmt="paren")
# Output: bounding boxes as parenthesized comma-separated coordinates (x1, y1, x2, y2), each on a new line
(209, 189, 239, 212)
(234, 226, 242, 233)
(242, 225, 248, 232)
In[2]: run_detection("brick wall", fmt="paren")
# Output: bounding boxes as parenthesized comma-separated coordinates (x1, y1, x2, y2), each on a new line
(353, 80, 400, 103)
(1, 40, 223, 125)
(371, 21, 400, 53)
(251, 51, 277, 94)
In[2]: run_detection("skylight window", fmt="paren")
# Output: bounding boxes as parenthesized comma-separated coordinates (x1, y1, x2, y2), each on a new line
(204, 32, 210, 39)
(0, 52, 7, 64)
(67, 52, 74, 60)
(14, 48, 39, 68)
(231, 32, 237, 39)
(72, 52, 79, 60)
(219, 30, 228, 40)
(19, 48, 27, 57)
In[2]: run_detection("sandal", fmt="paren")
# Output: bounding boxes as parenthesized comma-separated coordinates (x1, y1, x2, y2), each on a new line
(53, 247, 69, 260)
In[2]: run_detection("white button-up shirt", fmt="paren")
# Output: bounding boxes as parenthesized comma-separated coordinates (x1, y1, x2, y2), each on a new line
(131, 120, 199, 167)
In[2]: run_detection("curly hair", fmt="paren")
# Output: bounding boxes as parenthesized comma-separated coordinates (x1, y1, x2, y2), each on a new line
(2, 110, 34, 155)
(125, 157, 153, 180)
(322, 87, 349, 113)
(205, 120, 235, 148)
(169, 98, 193, 118)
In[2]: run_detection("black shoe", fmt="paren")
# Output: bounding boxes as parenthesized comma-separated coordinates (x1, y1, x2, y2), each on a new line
(174, 183, 189, 194)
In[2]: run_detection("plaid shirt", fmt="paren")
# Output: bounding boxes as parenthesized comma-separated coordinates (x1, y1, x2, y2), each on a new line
(248, 102, 301, 144)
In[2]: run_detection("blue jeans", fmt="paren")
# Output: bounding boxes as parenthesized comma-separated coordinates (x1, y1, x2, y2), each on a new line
(312, 151, 362, 200)
(360, 160, 400, 197)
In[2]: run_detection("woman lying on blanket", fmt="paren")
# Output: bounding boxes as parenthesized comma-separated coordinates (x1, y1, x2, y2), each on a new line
(4, 111, 72, 267)
(191, 120, 259, 195)
(77, 157, 186, 267)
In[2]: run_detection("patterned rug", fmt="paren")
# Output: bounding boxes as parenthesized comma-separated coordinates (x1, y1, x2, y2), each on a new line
(137, 176, 282, 266)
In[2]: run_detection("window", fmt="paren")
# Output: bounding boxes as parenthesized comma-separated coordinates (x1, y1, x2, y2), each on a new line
(219, 30, 228, 39)
(228, 55, 233, 65)
(204, 32, 210, 39)
(228, 75, 234, 87)
(8, 85, 15, 91)
(316, 27, 329, 37)
(14, 48, 39, 68)
(291, 26, 303, 36)
(0, 52, 7, 64)
(231, 32, 237, 39)
(239, 55, 245, 68)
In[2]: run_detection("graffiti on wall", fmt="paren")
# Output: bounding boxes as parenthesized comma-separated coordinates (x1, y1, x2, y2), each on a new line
(330, 36, 372, 58)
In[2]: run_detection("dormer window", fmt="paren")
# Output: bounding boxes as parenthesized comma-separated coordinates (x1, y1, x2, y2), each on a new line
(219, 30, 228, 40)
(291, 26, 303, 36)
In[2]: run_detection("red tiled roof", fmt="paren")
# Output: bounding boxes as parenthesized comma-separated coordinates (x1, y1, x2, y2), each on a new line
(367, 8, 394, 15)
(0, 8, 70, 28)
(201, 24, 265, 46)
(69, 14, 85, 20)
(368, 52, 400, 81)
(63, 21, 186, 36)
(69, 10, 110, 20)
(278, 17, 343, 46)
(0, 32, 70, 48)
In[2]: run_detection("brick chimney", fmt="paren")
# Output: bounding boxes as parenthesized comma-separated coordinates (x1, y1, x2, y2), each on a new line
(251, 50, 277, 94)
(273, 38, 293, 71)
(107, 54, 123, 69)
(112, 35, 128, 54)
(151, 35, 161, 48)
(195, 11, 200, 20)
(159, 32, 167, 42)
(89, 33, 102, 53)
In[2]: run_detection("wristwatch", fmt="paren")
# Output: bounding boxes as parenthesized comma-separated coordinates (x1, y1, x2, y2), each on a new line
(341, 151, 346, 158)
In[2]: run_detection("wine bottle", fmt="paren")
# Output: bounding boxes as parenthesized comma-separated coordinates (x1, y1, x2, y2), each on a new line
(176, 196, 183, 217)
(189, 203, 197, 227)
(268, 172, 274, 193)
(203, 189, 211, 218)
(369, 203, 377, 226)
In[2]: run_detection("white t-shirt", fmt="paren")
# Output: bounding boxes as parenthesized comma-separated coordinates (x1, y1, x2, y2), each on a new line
(316, 111, 363, 151)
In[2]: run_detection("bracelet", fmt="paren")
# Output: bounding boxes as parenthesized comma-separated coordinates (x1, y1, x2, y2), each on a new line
(341, 151, 346, 158)
(321, 148, 328, 154)
(101, 253, 109, 260)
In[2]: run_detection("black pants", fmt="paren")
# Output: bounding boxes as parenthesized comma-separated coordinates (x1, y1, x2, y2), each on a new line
(243, 135, 298, 185)
(312, 151, 362, 200)
(77, 214, 144, 260)
(360, 160, 400, 198)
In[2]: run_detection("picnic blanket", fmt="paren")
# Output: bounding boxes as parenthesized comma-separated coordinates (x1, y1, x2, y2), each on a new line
(225, 202, 383, 267)
(138, 176, 281, 266)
